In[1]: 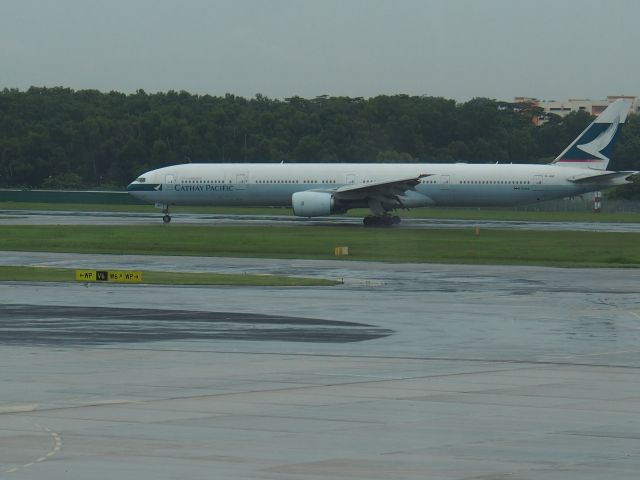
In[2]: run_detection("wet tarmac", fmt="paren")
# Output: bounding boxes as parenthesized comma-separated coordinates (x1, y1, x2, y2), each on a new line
(1, 253, 640, 479)
(0, 304, 391, 345)
(2, 208, 640, 231)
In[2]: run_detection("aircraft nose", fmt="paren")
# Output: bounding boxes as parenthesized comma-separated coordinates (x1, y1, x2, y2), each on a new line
(126, 182, 135, 191)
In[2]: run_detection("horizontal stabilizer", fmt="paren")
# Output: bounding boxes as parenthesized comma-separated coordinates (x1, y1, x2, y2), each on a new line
(568, 171, 637, 184)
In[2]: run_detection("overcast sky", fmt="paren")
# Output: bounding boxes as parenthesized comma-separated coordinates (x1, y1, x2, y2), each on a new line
(1, 0, 638, 101)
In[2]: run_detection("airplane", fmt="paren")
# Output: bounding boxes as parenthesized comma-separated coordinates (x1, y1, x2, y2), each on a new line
(127, 99, 636, 226)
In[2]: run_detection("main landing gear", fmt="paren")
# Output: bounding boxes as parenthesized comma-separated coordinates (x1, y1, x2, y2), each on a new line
(363, 215, 401, 227)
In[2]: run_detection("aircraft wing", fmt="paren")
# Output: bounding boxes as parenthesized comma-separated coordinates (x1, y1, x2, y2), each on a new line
(312, 173, 432, 214)
(332, 174, 430, 200)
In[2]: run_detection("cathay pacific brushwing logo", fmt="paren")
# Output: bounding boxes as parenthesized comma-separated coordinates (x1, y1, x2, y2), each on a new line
(126, 183, 162, 192)
(576, 114, 621, 161)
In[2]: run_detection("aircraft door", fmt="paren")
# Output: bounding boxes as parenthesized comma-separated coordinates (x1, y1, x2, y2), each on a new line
(235, 173, 248, 190)
(436, 174, 454, 203)
(165, 174, 176, 184)
(346, 173, 356, 184)
(532, 174, 544, 201)
(532, 175, 543, 190)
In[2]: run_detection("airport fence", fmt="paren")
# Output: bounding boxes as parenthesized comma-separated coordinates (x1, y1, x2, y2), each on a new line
(0, 189, 145, 205)
(515, 196, 640, 213)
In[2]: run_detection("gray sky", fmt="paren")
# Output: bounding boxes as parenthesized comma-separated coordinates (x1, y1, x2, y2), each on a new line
(1, 0, 639, 101)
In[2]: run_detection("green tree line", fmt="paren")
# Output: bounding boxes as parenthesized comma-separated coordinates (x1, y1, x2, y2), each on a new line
(1, 87, 639, 194)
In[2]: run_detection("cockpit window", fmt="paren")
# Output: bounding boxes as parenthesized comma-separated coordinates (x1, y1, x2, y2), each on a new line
(136, 177, 146, 183)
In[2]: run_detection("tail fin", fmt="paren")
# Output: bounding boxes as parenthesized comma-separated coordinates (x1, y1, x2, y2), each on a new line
(552, 99, 632, 170)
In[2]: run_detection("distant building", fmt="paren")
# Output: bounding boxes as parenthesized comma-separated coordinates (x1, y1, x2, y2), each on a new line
(514, 95, 639, 125)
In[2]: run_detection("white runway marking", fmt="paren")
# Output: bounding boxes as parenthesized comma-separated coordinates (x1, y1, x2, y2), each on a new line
(2, 424, 62, 474)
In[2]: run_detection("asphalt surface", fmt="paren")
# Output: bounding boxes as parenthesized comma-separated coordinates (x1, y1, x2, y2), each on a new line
(2, 208, 640, 231)
(2, 248, 640, 478)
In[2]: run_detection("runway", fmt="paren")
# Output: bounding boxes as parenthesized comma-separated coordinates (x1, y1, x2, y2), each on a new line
(2, 208, 640, 231)
(1, 251, 640, 479)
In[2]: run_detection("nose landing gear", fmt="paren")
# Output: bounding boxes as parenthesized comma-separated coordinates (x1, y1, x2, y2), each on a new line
(157, 204, 171, 223)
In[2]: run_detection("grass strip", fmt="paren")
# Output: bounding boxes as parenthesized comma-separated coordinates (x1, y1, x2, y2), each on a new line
(1, 225, 640, 267)
(0, 266, 340, 287)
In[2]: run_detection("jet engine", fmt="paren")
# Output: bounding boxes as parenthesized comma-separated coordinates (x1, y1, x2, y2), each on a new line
(292, 191, 336, 217)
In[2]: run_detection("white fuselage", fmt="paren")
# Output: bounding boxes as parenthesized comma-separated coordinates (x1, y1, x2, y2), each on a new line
(128, 162, 626, 210)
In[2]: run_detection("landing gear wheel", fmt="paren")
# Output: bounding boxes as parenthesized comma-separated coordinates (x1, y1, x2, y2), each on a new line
(392, 215, 401, 225)
(363, 215, 397, 227)
(162, 214, 172, 224)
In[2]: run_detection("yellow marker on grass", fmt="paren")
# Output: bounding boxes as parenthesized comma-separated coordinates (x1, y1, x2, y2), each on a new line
(75, 270, 143, 283)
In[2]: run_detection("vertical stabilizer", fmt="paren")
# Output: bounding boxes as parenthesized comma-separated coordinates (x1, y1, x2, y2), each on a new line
(552, 99, 631, 170)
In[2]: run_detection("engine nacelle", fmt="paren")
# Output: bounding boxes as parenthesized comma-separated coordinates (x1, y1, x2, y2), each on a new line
(292, 191, 335, 217)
